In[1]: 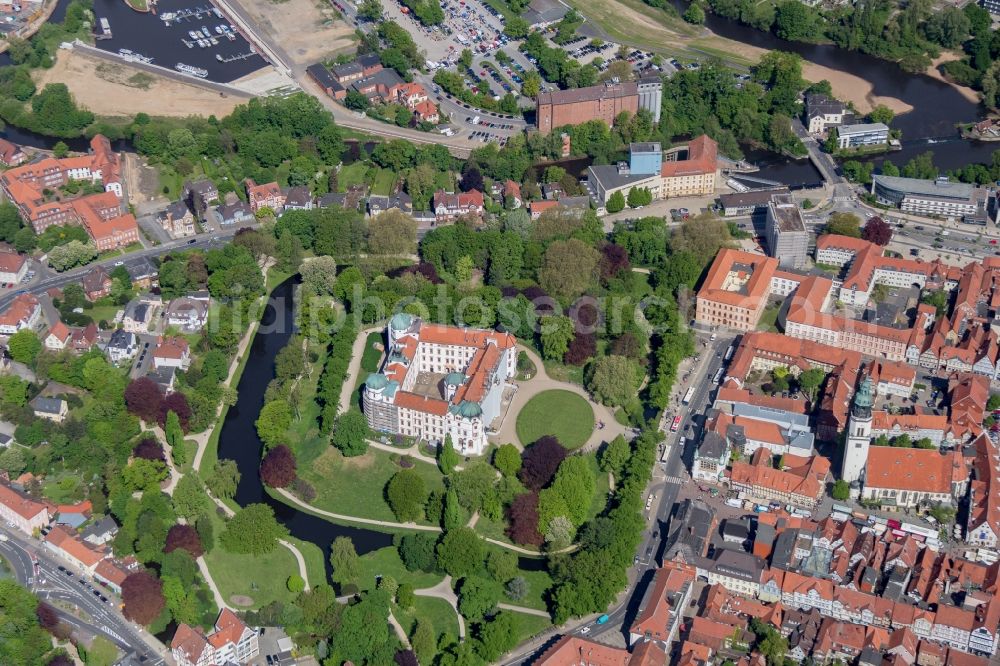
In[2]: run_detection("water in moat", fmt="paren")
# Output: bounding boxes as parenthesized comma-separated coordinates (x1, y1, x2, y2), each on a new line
(215, 278, 547, 582)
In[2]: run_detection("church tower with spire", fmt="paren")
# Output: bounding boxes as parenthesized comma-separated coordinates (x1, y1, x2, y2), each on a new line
(842, 375, 874, 484)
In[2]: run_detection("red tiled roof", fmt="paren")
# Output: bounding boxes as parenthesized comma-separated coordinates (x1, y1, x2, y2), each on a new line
(864, 448, 959, 494)
(0, 292, 38, 328)
(535, 635, 631, 666)
(395, 391, 449, 416)
(0, 482, 48, 520)
(209, 608, 249, 649)
(0, 252, 26, 274)
(730, 451, 830, 500)
(697, 248, 778, 309)
(154, 336, 190, 360)
(660, 135, 717, 178)
(171, 623, 210, 663)
(45, 525, 103, 567)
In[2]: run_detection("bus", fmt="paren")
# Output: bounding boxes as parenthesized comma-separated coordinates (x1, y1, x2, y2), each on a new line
(669, 415, 682, 432)
(723, 344, 735, 361)
(682, 387, 695, 405)
(713, 368, 724, 384)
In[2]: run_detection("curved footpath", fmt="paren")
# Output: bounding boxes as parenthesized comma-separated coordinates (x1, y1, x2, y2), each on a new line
(414, 576, 465, 640)
(494, 345, 627, 451)
(337, 325, 382, 415)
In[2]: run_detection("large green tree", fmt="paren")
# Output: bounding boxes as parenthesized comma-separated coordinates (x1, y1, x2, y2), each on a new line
(219, 504, 288, 554)
(386, 469, 428, 522)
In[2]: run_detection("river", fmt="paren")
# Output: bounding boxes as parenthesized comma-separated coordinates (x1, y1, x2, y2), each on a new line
(215, 278, 546, 585)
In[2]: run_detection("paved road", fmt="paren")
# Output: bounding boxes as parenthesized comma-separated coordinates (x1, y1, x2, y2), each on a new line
(0, 529, 167, 664)
(0, 229, 240, 313)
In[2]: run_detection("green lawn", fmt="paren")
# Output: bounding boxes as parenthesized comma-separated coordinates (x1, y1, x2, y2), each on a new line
(371, 169, 398, 196)
(338, 162, 369, 191)
(394, 596, 460, 642)
(516, 390, 595, 449)
(284, 536, 328, 590)
(202, 511, 300, 610)
(356, 546, 444, 594)
(757, 304, 781, 332)
(297, 446, 446, 524)
(360, 331, 383, 374)
(507, 610, 553, 646)
(509, 565, 553, 613)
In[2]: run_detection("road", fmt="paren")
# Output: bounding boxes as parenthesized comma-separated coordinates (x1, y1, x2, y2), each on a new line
(0, 529, 167, 664)
(0, 229, 240, 313)
(502, 332, 733, 664)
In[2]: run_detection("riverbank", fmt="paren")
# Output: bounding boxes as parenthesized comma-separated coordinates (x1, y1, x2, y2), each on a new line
(925, 53, 982, 106)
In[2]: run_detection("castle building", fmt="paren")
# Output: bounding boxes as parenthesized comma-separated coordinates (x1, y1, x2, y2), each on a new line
(362, 314, 517, 456)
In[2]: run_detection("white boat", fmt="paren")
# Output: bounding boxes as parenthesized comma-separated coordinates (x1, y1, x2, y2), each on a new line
(184, 40, 194, 48)
(216, 54, 223, 61)
(160, 11, 176, 21)
(176, 63, 208, 78)
(188, 30, 198, 39)
(214, 25, 223, 34)
(210, 36, 219, 45)
(118, 48, 134, 59)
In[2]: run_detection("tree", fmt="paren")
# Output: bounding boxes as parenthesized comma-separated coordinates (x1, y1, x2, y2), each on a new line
(333, 410, 370, 457)
(7, 329, 40, 365)
(493, 444, 522, 477)
(862, 216, 892, 246)
(260, 445, 297, 488)
(520, 436, 568, 490)
(411, 619, 435, 665)
(605, 190, 625, 214)
(436, 527, 483, 578)
(831, 479, 850, 501)
(287, 574, 306, 593)
(587, 355, 642, 407)
(164, 524, 203, 558)
(460, 164, 484, 193)
(626, 187, 652, 208)
(486, 550, 518, 583)
(386, 469, 428, 522)
(124, 378, 162, 423)
(457, 576, 500, 622)
(368, 210, 418, 256)
(683, 2, 705, 23)
(539, 315, 575, 361)
(670, 214, 733, 266)
(206, 459, 240, 500)
(256, 399, 292, 449)
(133, 437, 165, 462)
(220, 503, 288, 555)
(599, 435, 630, 477)
(121, 571, 165, 626)
(443, 489, 463, 530)
(172, 474, 209, 519)
(505, 576, 528, 601)
(449, 462, 497, 512)
(332, 588, 397, 664)
(547, 456, 596, 527)
(397, 582, 415, 608)
(476, 611, 520, 662)
(438, 435, 460, 474)
(507, 492, 543, 546)
(345, 89, 370, 110)
(330, 536, 361, 586)
(988, 394, 1000, 412)
(797, 367, 826, 400)
(300, 256, 339, 295)
(825, 212, 862, 238)
(867, 104, 895, 125)
(397, 532, 438, 572)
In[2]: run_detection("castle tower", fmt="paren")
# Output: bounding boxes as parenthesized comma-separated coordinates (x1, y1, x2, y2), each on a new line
(841, 375, 874, 484)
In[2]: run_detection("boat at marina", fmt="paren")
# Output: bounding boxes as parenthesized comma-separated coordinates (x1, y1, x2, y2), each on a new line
(118, 49, 153, 64)
(210, 36, 218, 45)
(188, 30, 198, 39)
(175, 63, 209, 78)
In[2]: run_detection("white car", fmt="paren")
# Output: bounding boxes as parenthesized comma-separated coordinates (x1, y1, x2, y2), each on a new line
(580, 627, 591, 634)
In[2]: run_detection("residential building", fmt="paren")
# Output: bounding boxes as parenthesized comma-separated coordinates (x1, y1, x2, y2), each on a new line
(718, 187, 790, 217)
(165, 294, 209, 332)
(529, 196, 590, 220)
(0, 252, 27, 286)
(699, 549, 765, 598)
(363, 314, 517, 456)
(170, 609, 260, 666)
(861, 446, 966, 509)
(0, 482, 49, 534)
(44, 525, 103, 573)
(729, 449, 830, 509)
(81, 517, 118, 546)
(160, 200, 196, 238)
(244, 179, 284, 214)
(536, 80, 641, 134)
(152, 336, 191, 371)
(0, 138, 27, 166)
(122, 301, 154, 334)
(55, 500, 92, 528)
(81, 266, 113, 301)
(706, 404, 815, 459)
(368, 192, 413, 217)
(413, 100, 440, 124)
(93, 556, 138, 594)
(282, 186, 312, 212)
(211, 200, 254, 227)
(69, 323, 98, 354)
(433, 190, 484, 222)
(693, 429, 731, 483)
(105, 329, 138, 365)
(872, 175, 989, 222)
(805, 94, 848, 134)
(31, 396, 67, 422)
(629, 562, 696, 648)
(0, 292, 41, 335)
(837, 123, 890, 149)
(503, 179, 522, 209)
(350, 68, 406, 104)
(764, 193, 809, 269)
(44, 321, 71, 351)
(694, 249, 778, 331)
(183, 178, 219, 217)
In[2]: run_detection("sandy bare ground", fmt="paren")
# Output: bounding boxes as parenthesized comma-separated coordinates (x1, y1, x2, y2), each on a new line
(232, 0, 355, 66)
(926, 52, 981, 104)
(33, 50, 244, 118)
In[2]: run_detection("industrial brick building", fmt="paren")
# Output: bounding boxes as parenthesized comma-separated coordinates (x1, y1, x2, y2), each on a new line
(535, 78, 662, 133)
